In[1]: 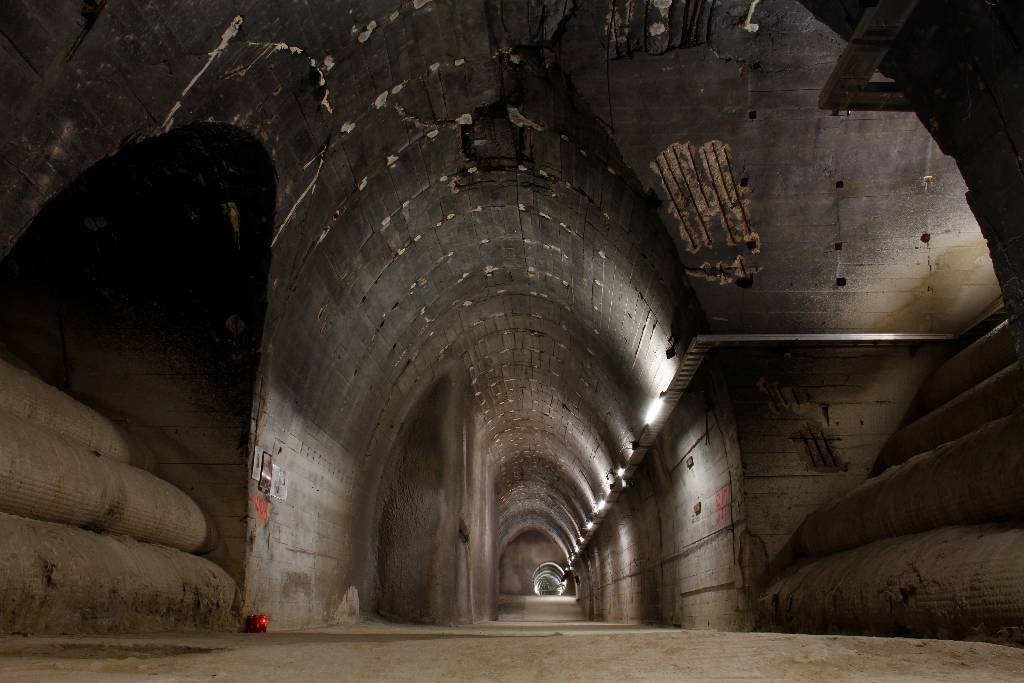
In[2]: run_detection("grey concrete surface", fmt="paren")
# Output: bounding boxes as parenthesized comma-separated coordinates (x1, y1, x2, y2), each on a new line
(0, 0, 1021, 656)
(2, 622, 1023, 681)
(497, 595, 585, 622)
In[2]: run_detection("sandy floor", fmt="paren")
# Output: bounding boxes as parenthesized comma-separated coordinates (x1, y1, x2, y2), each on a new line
(1, 598, 1023, 681)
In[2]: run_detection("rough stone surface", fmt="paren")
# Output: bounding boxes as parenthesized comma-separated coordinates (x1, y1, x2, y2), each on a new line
(762, 523, 1024, 643)
(725, 344, 950, 577)
(2, 623, 1024, 681)
(798, 407, 1024, 557)
(0, 512, 237, 634)
(0, 412, 212, 553)
(877, 362, 1024, 470)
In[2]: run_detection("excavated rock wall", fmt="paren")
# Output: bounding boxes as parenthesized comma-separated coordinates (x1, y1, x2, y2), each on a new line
(762, 524, 1024, 643)
(0, 512, 237, 634)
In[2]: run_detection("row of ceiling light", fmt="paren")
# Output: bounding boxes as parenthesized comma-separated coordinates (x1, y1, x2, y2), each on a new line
(565, 396, 665, 572)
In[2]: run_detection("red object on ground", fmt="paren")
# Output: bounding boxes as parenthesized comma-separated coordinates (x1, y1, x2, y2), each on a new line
(246, 614, 269, 633)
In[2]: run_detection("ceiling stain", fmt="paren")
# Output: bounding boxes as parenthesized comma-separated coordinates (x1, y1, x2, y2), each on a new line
(652, 140, 761, 260)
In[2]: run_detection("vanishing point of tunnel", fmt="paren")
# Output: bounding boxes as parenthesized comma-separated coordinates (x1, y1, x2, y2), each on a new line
(2, 1, 1024, 680)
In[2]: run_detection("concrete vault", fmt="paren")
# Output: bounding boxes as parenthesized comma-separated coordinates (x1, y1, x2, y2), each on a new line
(1, 2, 1024, 672)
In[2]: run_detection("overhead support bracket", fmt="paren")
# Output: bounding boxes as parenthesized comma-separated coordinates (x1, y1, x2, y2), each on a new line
(577, 331, 954, 552)
(819, 0, 919, 112)
(668, 331, 954, 405)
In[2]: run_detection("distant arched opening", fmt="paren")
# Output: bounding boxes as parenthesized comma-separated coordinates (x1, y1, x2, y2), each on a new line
(498, 529, 574, 596)
(532, 562, 566, 596)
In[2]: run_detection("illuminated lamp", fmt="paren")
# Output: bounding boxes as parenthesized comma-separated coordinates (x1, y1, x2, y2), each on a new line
(246, 614, 269, 633)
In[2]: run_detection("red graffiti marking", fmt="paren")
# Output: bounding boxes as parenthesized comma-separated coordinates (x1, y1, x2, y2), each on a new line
(713, 484, 730, 526)
(251, 493, 270, 527)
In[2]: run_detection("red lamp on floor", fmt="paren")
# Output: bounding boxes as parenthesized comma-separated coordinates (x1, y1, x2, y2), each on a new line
(246, 614, 269, 633)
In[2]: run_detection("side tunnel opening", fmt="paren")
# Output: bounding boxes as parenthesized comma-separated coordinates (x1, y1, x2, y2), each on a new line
(373, 369, 495, 625)
(0, 123, 275, 633)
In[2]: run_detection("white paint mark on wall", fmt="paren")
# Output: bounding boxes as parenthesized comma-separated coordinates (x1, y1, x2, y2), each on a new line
(223, 41, 302, 80)
(310, 58, 333, 113)
(742, 0, 761, 33)
(273, 143, 328, 246)
(507, 106, 544, 131)
(162, 15, 243, 131)
(357, 20, 377, 43)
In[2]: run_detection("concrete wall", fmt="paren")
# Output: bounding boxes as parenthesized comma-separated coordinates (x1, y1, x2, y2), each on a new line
(576, 362, 752, 629)
(499, 531, 564, 596)
(724, 345, 952, 580)
(376, 372, 484, 624)
(576, 343, 953, 629)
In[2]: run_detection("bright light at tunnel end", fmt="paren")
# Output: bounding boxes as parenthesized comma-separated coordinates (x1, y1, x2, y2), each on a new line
(585, 520, 594, 530)
(644, 396, 664, 425)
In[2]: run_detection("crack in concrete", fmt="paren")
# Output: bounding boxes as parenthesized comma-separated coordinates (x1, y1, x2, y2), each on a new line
(161, 15, 244, 132)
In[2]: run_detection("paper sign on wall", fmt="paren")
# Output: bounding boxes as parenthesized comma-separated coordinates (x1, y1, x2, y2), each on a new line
(270, 463, 288, 501)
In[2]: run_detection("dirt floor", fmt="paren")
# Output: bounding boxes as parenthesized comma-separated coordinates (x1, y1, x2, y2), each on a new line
(1, 597, 1023, 681)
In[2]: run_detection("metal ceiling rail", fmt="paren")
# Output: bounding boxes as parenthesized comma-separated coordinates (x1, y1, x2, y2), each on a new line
(819, 0, 919, 112)
(570, 329, 955, 564)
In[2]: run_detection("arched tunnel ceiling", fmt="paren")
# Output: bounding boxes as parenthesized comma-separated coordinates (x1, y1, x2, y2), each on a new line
(0, 0, 1002, 581)
(263, 44, 697, 557)
(547, 0, 1000, 334)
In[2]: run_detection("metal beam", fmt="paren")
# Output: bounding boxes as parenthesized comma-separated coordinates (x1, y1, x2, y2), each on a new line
(573, 329, 954, 558)
(819, 0, 919, 111)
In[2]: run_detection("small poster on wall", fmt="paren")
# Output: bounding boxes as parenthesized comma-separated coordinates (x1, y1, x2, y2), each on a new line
(270, 463, 288, 501)
(257, 452, 274, 495)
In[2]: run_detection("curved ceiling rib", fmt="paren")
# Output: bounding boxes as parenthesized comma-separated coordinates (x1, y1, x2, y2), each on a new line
(263, 50, 698, 571)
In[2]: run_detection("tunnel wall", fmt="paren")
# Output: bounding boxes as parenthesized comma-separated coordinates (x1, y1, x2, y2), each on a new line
(499, 531, 564, 596)
(375, 372, 485, 624)
(760, 320, 1024, 641)
(576, 344, 951, 628)
(1, 1, 697, 631)
(577, 362, 751, 629)
(723, 345, 952, 580)
(0, 0, 506, 631)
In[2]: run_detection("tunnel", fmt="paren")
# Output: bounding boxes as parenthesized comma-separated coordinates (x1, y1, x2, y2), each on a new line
(1, 0, 1024, 679)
